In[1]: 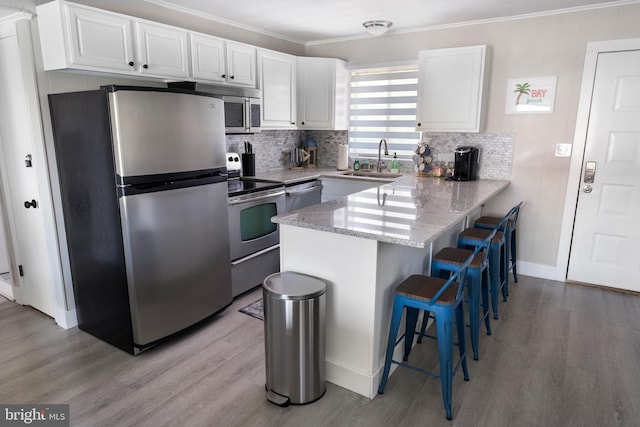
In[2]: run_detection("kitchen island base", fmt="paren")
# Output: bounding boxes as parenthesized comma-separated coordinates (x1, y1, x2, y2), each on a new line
(279, 220, 471, 398)
(274, 177, 508, 398)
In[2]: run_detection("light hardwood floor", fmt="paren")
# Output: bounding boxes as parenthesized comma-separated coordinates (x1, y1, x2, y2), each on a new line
(1, 275, 639, 426)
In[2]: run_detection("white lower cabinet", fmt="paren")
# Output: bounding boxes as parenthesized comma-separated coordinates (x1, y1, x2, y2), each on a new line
(320, 177, 380, 203)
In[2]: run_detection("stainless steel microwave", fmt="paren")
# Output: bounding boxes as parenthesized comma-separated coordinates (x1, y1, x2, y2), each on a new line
(166, 82, 261, 134)
(222, 95, 261, 134)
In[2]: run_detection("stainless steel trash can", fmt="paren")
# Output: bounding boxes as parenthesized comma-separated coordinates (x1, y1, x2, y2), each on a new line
(263, 271, 326, 406)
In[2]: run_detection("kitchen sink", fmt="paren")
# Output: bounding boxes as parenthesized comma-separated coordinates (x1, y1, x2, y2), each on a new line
(340, 171, 403, 179)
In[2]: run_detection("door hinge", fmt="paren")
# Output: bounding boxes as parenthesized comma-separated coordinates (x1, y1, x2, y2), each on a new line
(18, 265, 24, 277)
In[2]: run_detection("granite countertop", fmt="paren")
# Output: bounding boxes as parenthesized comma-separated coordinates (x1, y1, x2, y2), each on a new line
(272, 174, 510, 248)
(251, 167, 399, 184)
(249, 167, 334, 184)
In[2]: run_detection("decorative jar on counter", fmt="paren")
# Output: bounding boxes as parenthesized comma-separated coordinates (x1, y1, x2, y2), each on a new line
(432, 164, 444, 177)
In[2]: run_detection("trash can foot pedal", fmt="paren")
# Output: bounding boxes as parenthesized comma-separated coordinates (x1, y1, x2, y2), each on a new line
(266, 390, 290, 407)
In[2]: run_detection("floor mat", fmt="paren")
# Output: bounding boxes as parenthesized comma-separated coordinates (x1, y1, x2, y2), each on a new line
(239, 298, 263, 321)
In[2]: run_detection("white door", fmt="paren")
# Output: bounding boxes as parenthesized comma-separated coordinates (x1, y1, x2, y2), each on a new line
(567, 50, 640, 291)
(0, 24, 55, 316)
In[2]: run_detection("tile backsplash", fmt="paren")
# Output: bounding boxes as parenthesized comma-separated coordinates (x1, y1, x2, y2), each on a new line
(225, 130, 347, 172)
(226, 130, 513, 179)
(421, 133, 514, 180)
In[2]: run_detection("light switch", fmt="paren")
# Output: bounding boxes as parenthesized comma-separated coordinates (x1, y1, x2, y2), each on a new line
(555, 143, 572, 157)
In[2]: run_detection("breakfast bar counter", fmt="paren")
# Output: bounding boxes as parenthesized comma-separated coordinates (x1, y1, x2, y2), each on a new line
(272, 176, 509, 399)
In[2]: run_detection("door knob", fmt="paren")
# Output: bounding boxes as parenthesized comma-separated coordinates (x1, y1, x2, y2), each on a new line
(24, 199, 37, 208)
(583, 185, 592, 194)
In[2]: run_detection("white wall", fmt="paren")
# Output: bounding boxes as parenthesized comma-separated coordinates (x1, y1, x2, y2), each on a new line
(306, 4, 640, 277)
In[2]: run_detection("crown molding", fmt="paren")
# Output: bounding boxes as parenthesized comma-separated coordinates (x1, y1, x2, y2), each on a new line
(308, 0, 640, 46)
(0, 7, 32, 24)
(144, 0, 640, 47)
(142, 0, 306, 45)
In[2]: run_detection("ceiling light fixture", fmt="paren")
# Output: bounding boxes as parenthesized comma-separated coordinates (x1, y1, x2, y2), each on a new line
(363, 20, 393, 36)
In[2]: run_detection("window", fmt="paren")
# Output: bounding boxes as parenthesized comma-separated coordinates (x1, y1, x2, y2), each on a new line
(349, 65, 420, 160)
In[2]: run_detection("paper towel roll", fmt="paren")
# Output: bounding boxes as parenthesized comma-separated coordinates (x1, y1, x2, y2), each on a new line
(337, 144, 349, 170)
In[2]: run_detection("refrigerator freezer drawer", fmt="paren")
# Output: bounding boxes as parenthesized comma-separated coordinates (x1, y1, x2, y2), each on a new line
(119, 181, 232, 346)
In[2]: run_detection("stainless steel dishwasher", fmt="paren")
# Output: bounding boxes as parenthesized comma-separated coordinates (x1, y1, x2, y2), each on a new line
(285, 180, 322, 212)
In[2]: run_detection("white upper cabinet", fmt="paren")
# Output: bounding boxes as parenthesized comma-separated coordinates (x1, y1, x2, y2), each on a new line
(135, 22, 189, 79)
(64, 4, 134, 72)
(191, 34, 256, 86)
(190, 33, 226, 82)
(416, 45, 489, 133)
(38, 0, 189, 78)
(258, 49, 296, 129)
(297, 57, 349, 130)
(226, 42, 256, 87)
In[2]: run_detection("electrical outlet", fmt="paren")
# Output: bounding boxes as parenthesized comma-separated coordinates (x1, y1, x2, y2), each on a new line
(555, 143, 572, 157)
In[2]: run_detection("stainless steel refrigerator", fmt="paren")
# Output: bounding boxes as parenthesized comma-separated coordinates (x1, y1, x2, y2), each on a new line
(49, 86, 232, 354)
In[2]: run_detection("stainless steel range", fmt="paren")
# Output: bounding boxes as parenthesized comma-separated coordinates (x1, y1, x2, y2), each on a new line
(226, 153, 285, 297)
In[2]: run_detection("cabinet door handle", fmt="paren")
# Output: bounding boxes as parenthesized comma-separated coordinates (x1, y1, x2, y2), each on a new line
(417, 122, 422, 127)
(143, 64, 149, 69)
(24, 199, 37, 209)
(221, 74, 226, 78)
(230, 75, 235, 79)
(128, 61, 134, 67)
(301, 121, 305, 125)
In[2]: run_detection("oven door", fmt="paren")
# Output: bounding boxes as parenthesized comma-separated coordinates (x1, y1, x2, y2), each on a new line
(228, 188, 286, 261)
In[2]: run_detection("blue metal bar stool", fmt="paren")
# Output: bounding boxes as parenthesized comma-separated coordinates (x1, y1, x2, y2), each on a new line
(457, 211, 514, 319)
(378, 246, 479, 420)
(425, 227, 497, 360)
(474, 202, 523, 283)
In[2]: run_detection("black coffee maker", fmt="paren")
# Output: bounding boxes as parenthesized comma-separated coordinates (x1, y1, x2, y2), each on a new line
(452, 146, 479, 181)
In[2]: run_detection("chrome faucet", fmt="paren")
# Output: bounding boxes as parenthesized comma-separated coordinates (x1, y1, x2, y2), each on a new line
(377, 139, 389, 172)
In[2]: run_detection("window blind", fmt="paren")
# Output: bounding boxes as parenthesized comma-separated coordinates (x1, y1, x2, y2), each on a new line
(349, 65, 420, 160)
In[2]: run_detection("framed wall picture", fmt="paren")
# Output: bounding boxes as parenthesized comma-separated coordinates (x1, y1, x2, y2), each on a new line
(505, 76, 557, 114)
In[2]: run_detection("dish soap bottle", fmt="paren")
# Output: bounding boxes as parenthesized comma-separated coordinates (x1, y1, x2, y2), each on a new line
(353, 156, 361, 171)
(390, 153, 399, 173)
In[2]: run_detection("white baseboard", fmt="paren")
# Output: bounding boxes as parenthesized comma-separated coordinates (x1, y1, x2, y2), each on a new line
(517, 261, 562, 281)
(0, 279, 13, 300)
(55, 307, 78, 330)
